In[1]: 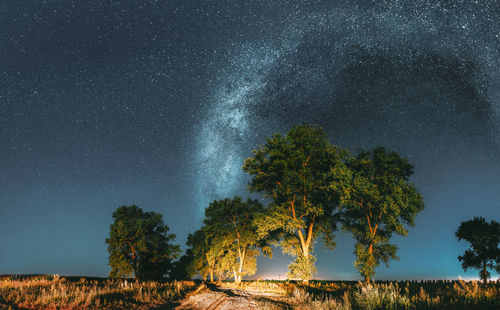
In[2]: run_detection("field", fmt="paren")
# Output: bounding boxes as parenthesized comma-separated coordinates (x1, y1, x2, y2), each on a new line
(0, 275, 201, 309)
(1, 275, 499, 309)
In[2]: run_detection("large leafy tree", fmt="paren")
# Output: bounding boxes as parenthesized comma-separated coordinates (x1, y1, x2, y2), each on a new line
(106, 205, 180, 281)
(456, 217, 500, 283)
(203, 197, 271, 283)
(243, 124, 348, 283)
(336, 147, 424, 282)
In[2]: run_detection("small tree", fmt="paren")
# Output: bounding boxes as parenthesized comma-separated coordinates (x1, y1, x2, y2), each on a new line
(203, 197, 271, 283)
(186, 228, 225, 282)
(336, 147, 424, 282)
(106, 205, 180, 281)
(243, 124, 348, 283)
(456, 217, 500, 283)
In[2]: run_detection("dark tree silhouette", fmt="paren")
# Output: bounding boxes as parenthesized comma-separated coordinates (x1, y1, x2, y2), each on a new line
(456, 217, 500, 283)
(243, 123, 349, 283)
(335, 147, 424, 282)
(106, 205, 180, 281)
(170, 249, 194, 280)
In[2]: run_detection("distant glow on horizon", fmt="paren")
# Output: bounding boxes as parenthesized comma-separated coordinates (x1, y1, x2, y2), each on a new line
(256, 273, 287, 281)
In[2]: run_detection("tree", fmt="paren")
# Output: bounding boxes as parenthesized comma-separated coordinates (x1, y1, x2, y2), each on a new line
(203, 197, 271, 283)
(187, 228, 226, 282)
(336, 147, 424, 282)
(106, 205, 180, 281)
(243, 124, 348, 283)
(170, 249, 194, 280)
(214, 250, 237, 281)
(455, 217, 500, 283)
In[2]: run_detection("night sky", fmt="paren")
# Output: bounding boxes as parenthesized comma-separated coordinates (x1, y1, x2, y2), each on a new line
(1, 0, 499, 281)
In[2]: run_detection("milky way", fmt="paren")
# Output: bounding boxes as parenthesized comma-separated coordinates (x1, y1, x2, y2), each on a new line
(194, 1, 500, 214)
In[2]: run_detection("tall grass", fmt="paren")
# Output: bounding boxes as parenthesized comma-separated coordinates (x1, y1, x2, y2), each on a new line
(0, 275, 199, 309)
(219, 279, 295, 295)
(2, 276, 498, 309)
(293, 279, 500, 310)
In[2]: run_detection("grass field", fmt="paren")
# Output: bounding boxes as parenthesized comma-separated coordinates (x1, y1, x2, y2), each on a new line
(1, 275, 499, 309)
(0, 275, 202, 309)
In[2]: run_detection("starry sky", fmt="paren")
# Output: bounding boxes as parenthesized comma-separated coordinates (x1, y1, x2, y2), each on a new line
(1, 0, 499, 280)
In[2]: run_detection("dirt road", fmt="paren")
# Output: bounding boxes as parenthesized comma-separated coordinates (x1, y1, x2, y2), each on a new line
(172, 284, 294, 310)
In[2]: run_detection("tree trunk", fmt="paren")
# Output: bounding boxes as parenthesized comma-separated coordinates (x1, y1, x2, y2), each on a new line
(132, 262, 140, 282)
(236, 249, 245, 284)
(365, 243, 373, 283)
(295, 221, 315, 285)
(298, 228, 312, 285)
(130, 243, 139, 281)
(302, 248, 310, 285)
(300, 245, 310, 285)
(210, 269, 214, 283)
(483, 262, 488, 284)
(303, 245, 309, 258)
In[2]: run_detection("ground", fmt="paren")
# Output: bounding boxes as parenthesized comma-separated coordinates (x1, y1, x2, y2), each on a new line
(168, 284, 294, 310)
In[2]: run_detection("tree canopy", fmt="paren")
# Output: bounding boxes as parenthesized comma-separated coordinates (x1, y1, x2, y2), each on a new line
(187, 197, 271, 282)
(106, 205, 180, 281)
(203, 197, 271, 283)
(335, 147, 424, 282)
(186, 228, 221, 282)
(456, 217, 500, 283)
(243, 124, 349, 282)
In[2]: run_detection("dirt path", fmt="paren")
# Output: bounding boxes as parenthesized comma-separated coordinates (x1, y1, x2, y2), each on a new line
(172, 284, 294, 310)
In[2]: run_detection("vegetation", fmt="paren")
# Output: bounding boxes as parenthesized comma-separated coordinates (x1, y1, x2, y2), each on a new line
(456, 217, 500, 283)
(2, 276, 499, 310)
(335, 147, 425, 282)
(186, 197, 272, 283)
(203, 197, 272, 283)
(243, 124, 349, 283)
(169, 248, 194, 280)
(217, 279, 500, 310)
(186, 227, 226, 282)
(0, 274, 200, 309)
(106, 205, 180, 281)
(290, 279, 500, 310)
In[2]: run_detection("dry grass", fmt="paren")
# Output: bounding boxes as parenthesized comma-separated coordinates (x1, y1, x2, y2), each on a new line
(0, 275, 199, 309)
(2, 276, 499, 310)
(218, 280, 294, 295)
(290, 279, 500, 310)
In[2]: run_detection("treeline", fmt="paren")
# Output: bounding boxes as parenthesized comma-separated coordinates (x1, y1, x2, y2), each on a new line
(105, 124, 500, 283)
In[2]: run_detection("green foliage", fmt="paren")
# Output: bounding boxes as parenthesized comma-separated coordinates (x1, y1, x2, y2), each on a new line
(243, 123, 349, 281)
(287, 255, 317, 282)
(106, 205, 180, 281)
(337, 147, 424, 281)
(203, 197, 270, 282)
(456, 217, 500, 283)
(186, 228, 224, 281)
